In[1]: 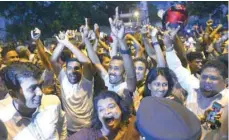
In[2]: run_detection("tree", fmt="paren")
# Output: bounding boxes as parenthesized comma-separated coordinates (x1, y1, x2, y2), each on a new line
(0, 1, 137, 42)
(147, 2, 161, 24)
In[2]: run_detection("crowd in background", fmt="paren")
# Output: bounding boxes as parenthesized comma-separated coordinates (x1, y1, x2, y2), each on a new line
(0, 5, 228, 140)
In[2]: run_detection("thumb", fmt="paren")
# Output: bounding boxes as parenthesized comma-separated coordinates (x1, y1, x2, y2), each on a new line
(31, 31, 34, 38)
(109, 18, 113, 26)
(55, 36, 60, 42)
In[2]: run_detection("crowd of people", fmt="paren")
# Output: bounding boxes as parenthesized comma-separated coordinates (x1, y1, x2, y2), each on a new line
(0, 5, 228, 140)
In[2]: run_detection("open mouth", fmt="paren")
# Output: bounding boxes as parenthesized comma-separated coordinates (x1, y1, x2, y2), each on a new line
(104, 117, 115, 124)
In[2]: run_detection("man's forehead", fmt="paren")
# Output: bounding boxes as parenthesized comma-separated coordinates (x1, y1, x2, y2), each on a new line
(134, 61, 146, 67)
(67, 61, 81, 67)
(201, 67, 221, 76)
(110, 59, 123, 65)
(19, 76, 41, 85)
(193, 59, 202, 62)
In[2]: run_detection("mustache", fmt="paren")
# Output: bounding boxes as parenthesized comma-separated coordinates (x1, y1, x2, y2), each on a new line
(109, 74, 116, 77)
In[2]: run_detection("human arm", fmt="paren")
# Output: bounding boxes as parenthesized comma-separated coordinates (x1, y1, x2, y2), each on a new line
(164, 27, 199, 94)
(150, 27, 166, 67)
(56, 29, 94, 81)
(31, 28, 53, 71)
(140, 26, 157, 60)
(81, 21, 108, 80)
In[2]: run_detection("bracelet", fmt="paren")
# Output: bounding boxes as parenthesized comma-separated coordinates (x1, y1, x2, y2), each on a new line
(119, 48, 131, 54)
(152, 42, 159, 46)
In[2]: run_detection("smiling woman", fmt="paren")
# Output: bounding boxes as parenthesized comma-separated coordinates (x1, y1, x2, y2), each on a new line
(68, 90, 140, 140)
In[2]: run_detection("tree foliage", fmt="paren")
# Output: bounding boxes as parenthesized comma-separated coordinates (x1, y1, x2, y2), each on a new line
(147, 2, 161, 24)
(0, 1, 136, 41)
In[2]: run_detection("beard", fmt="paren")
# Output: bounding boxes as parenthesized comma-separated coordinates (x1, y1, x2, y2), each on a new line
(109, 74, 123, 84)
(67, 72, 81, 84)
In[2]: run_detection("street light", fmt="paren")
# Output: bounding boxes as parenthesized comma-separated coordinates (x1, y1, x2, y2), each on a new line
(134, 11, 139, 26)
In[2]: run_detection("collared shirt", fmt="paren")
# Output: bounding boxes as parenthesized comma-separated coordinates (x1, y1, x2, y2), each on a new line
(166, 50, 228, 140)
(58, 68, 94, 132)
(0, 94, 67, 140)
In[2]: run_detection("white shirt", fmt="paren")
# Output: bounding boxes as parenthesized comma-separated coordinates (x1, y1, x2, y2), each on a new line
(58, 68, 94, 132)
(0, 94, 67, 140)
(104, 74, 127, 98)
(166, 50, 228, 140)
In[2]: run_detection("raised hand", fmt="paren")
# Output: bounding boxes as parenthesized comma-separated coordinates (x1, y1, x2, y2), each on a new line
(163, 25, 180, 50)
(108, 7, 125, 40)
(31, 27, 41, 41)
(80, 18, 96, 41)
(94, 23, 100, 39)
(55, 31, 69, 45)
(165, 23, 180, 40)
(66, 30, 76, 39)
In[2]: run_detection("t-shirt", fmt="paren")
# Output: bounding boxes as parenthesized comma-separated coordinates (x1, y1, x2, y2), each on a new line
(68, 116, 140, 140)
(58, 68, 94, 132)
(0, 94, 67, 140)
(104, 74, 127, 98)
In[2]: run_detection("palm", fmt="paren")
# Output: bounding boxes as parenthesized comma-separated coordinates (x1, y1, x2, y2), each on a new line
(109, 7, 124, 40)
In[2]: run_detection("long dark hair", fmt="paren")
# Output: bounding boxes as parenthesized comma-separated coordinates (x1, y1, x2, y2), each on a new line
(144, 67, 174, 97)
(91, 90, 131, 129)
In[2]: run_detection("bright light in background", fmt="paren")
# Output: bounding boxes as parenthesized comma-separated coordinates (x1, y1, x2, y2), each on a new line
(134, 11, 139, 17)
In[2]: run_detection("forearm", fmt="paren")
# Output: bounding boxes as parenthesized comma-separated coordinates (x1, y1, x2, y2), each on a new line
(84, 39, 101, 64)
(64, 41, 90, 63)
(174, 35, 188, 68)
(110, 39, 118, 58)
(119, 39, 136, 92)
(93, 39, 99, 51)
(142, 37, 156, 59)
(51, 43, 65, 63)
(36, 39, 53, 71)
(152, 37, 166, 67)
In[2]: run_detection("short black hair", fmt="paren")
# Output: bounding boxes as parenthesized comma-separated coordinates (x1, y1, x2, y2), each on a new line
(201, 60, 228, 78)
(91, 90, 131, 129)
(66, 58, 81, 67)
(1, 47, 17, 58)
(17, 48, 29, 60)
(0, 61, 42, 91)
(134, 57, 149, 70)
(60, 49, 72, 62)
(111, 55, 123, 61)
(186, 52, 203, 62)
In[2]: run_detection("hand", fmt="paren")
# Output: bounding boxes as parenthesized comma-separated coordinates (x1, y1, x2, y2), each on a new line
(80, 18, 96, 41)
(31, 27, 41, 41)
(55, 31, 69, 45)
(66, 30, 76, 39)
(204, 108, 222, 121)
(94, 23, 100, 39)
(108, 7, 125, 40)
(165, 23, 180, 40)
(163, 25, 180, 50)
